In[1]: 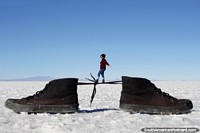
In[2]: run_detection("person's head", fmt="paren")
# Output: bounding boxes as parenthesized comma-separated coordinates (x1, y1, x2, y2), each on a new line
(100, 54, 106, 59)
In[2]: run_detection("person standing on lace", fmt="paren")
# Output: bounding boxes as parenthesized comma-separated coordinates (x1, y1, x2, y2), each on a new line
(97, 54, 110, 83)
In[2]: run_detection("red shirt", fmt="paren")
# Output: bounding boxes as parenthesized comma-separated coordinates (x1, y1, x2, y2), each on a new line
(100, 58, 109, 69)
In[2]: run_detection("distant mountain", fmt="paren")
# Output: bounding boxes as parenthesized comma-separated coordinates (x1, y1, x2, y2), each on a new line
(0, 76, 55, 81)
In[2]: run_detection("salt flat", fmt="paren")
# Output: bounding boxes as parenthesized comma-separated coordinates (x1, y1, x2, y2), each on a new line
(0, 81, 199, 133)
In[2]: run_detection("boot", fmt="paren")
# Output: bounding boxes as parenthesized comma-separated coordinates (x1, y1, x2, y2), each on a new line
(120, 76, 193, 114)
(5, 78, 79, 113)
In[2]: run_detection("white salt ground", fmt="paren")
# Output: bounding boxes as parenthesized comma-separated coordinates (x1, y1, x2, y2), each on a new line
(0, 81, 199, 133)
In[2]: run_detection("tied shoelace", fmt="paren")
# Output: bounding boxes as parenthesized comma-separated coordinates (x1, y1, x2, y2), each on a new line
(85, 73, 121, 106)
(86, 73, 98, 107)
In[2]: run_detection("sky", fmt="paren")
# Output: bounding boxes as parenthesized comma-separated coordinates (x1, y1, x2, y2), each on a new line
(0, 0, 200, 80)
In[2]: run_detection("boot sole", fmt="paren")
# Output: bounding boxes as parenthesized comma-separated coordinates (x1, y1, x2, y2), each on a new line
(5, 99, 79, 114)
(120, 104, 191, 115)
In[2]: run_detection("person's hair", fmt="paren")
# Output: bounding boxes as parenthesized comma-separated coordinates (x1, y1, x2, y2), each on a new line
(101, 54, 106, 58)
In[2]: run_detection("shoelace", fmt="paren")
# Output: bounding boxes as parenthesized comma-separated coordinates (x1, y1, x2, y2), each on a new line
(25, 83, 50, 100)
(147, 82, 176, 101)
(85, 73, 121, 106)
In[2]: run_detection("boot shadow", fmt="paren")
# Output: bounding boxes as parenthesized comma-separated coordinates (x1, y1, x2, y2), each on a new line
(25, 108, 119, 115)
(78, 108, 119, 113)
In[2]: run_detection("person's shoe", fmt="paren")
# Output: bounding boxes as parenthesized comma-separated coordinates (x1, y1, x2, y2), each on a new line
(119, 76, 193, 114)
(102, 79, 105, 83)
(5, 78, 79, 113)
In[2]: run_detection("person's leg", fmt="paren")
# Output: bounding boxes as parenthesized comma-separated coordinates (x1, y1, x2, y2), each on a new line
(101, 69, 105, 83)
(97, 69, 103, 83)
(98, 69, 104, 79)
(97, 69, 106, 83)
(98, 70, 101, 79)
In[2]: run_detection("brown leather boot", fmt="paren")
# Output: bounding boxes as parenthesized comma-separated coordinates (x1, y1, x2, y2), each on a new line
(5, 78, 79, 113)
(120, 76, 193, 114)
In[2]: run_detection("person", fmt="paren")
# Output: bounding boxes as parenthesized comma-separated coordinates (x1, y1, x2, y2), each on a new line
(97, 54, 110, 83)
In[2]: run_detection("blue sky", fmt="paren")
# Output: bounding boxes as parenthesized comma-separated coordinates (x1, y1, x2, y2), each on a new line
(0, 0, 199, 80)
